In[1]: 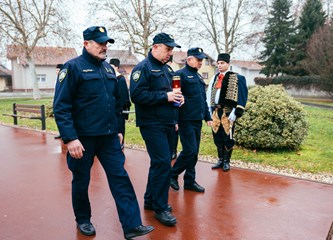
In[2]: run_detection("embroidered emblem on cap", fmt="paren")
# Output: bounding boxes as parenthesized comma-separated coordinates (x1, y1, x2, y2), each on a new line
(132, 71, 141, 82)
(199, 48, 203, 52)
(58, 69, 67, 83)
(99, 27, 105, 32)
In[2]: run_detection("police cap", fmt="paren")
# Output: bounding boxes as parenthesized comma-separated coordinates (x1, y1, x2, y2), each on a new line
(153, 33, 181, 48)
(187, 47, 207, 59)
(83, 26, 115, 43)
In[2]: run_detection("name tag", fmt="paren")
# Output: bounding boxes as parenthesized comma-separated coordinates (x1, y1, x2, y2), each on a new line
(82, 69, 94, 72)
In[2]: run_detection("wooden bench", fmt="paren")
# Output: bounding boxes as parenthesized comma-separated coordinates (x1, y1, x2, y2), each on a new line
(2, 103, 46, 130)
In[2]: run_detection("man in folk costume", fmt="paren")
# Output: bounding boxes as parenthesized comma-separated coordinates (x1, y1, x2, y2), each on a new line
(206, 53, 248, 171)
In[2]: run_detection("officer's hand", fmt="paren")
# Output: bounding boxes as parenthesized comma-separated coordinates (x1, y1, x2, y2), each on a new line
(118, 133, 123, 146)
(206, 120, 213, 127)
(167, 90, 183, 106)
(228, 108, 236, 122)
(178, 94, 185, 106)
(67, 139, 85, 159)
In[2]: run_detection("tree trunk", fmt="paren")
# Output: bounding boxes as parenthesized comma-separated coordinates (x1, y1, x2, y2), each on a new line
(27, 60, 40, 99)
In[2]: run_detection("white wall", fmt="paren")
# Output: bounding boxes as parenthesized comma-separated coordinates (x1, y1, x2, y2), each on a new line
(230, 65, 265, 87)
(0, 78, 6, 91)
(10, 60, 57, 91)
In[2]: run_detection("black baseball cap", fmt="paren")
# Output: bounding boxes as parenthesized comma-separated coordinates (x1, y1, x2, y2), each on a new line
(153, 33, 181, 48)
(83, 26, 115, 43)
(187, 47, 207, 59)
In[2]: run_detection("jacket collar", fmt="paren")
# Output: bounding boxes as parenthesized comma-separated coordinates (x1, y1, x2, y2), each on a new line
(148, 51, 165, 66)
(82, 47, 105, 65)
(185, 62, 198, 73)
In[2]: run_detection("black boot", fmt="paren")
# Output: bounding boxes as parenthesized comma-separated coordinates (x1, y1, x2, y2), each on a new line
(223, 148, 233, 172)
(211, 159, 223, 169)
(211, 148, 224, 169)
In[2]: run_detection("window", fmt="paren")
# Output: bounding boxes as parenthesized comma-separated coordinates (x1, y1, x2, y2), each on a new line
(202, 72, 209, 79)
(36, 74, 46, 82)
(205, 59, 210, 66)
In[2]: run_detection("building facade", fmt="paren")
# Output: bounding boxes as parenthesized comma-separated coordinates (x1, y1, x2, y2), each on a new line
(7, 45, 77, 92)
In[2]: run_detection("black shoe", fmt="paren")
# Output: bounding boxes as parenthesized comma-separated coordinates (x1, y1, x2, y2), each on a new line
(171, 151, 177, 159)
(124, 225, 154, 239)
(170, 178, 179, 191)
(77, 222, 96, 236)
(211, 160, 223, 169)
(144, 203, 172, 212)
(154, 210, 177, 226)
(54, 135, 61, 139)
(223, 162, 230, 172)
(184, 182, 205, 193)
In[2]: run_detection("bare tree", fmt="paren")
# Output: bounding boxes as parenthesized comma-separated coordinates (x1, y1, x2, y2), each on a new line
(305, 22, 333, 97)
(91, 0, 184, 57)
(0, 0, 71, 99)
(186, 0, 269, 55)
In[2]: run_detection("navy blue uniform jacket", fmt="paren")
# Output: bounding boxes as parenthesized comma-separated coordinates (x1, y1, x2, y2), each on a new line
(53, 48, 122, 143)
(130, 52, 177, 126)
(177, 63, 212, 122)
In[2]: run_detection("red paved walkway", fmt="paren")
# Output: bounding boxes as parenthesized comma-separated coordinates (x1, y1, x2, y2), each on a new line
(1, 124, 332, 240)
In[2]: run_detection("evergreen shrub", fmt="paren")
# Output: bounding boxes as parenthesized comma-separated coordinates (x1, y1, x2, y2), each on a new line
(45, 100, 54, 118)
(235, 85, 308, 149)
(254, 75, 321, 89)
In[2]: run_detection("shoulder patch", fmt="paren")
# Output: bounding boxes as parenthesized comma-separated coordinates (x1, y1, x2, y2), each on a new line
(132, 70, 141, 82)
(58, 69, 67, 83)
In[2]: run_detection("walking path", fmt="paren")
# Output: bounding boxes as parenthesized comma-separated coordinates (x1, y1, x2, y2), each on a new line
(1, 124, 333, 240)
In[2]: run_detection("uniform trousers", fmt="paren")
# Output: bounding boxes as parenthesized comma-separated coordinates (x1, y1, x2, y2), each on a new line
(139, 124, 174, 213)
(118, 114, 126, 146)
(171, 120, 202, 184)
(67, 133, 142, 231)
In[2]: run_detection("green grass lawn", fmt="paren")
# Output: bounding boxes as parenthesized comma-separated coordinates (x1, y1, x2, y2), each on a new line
(295, 97, 333, 107)
(1, 97, 332, 175)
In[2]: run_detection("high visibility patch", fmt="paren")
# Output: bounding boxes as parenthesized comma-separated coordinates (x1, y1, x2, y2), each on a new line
(132, 71, 141, 82)
(58, 69, 68, 83)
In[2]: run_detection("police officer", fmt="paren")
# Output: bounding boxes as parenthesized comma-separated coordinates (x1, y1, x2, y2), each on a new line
(130, 33, 183, 226)
(54, 63, 63, 140)
(170, 48, 213, 193)
(206, 53, 248, 171)
(53, 26, 154, 239)
(109, 58, 131, 149)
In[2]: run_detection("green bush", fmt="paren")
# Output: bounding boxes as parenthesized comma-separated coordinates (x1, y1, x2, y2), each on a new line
(254, 75, 322, 89)
(235, 85, 308, 149)
(45, 100, 54, 118)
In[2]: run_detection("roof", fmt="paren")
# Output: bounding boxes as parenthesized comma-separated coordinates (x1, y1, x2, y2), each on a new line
(231, 60, 262, 70)
(7, 45, 77, 66)
(172, 51, 187, 64)
(0, 64, 11, 77)
(172, 50, 215, 65)
(106, 49, 140, 66)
